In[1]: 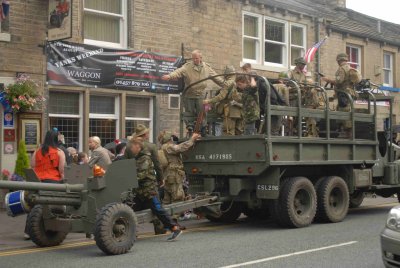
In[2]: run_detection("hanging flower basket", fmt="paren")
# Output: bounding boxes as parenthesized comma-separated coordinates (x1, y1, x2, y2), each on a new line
(2, 74, 45, 112)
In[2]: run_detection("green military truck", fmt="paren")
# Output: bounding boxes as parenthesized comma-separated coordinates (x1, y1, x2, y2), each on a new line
(183, 78, 400, 228)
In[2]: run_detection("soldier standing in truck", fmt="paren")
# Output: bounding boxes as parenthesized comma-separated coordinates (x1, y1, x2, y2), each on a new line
(162, 50, 224, 133)
(322, 53, 361, 138)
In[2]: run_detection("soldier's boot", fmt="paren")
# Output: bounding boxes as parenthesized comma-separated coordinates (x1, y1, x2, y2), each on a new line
(152, 218, 166, 235)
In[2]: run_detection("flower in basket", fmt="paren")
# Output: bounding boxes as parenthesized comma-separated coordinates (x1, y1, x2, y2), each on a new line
(1, 169, 11, 180)
(4, 74, 45, 112)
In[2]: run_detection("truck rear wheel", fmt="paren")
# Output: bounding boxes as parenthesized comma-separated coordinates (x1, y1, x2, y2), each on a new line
(94, 203, 137, 255)
(27, 205, 68, 247)
(278, 177, 317, 228)
(315, 176, 349, 222)
(206, 201, 243, 223)
(349, 190, 365, 208)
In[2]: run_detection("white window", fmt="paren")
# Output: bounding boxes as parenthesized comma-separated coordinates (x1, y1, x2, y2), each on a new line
(346, 45, 361, 70)
(383, 52, 393, 87)
(49, 91, 83, 151)
(168, 94, 180, 110)
(125, 96, 153, 142)
(89, 95, 120, 146)
(242, 12, 306, 70)
(84, 0, 127, 48)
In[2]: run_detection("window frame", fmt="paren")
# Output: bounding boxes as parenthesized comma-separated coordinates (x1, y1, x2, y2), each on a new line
(383, 52, 393, 87)
(168, 94, 180, 110)
(83, 0, 128, 48)
(48, 91, 83, 151)
(242, 12, 306, 71)
(124, 95, 154, 142)
(242, 12, 262, 64)
(89, 94, 120, 140)
(346, 44, 362, 71)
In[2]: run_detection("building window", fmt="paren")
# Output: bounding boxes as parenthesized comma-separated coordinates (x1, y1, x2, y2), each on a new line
(125, 96, 153, 141)
(89, 95, 119, 146)
(84, 0, 127, 48)
(383, 52, 393, 87)
(242, 12, 306, 70)
(346, 45, 361, 70)
(49, 91, 82, 150)
(168, 95, 180, 109)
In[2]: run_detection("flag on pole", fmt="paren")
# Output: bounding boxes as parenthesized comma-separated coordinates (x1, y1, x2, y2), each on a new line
(304, 36, 328, 63)
(0, 0, 10, 22)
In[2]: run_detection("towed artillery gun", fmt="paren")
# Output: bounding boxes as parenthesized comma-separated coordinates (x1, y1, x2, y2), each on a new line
(0, 159, 218, 255)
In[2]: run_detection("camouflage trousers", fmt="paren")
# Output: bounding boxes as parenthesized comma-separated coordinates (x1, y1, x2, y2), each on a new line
(305, 117, 318, 137)
(163, 169, 185, 205)
(223, 117, 243, 136)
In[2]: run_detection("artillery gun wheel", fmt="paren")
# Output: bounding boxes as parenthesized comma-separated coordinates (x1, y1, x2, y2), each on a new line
(349, 190, 365, 208)
(27, 205, 68, 247)
(278, 177, 317, 228)
(315, 176, 349, 223)
(206, 201, 243, 223)
(94, 203, 137, 255)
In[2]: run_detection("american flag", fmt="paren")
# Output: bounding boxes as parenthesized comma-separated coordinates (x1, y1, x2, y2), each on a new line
(304, 37, 328, 63)
(0, 0, 10, 22)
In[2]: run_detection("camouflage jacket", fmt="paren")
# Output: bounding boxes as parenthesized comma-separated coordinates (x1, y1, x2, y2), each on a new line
(135, 150, 156, 182)
(168, 61, 224, 97)
(125, 140, 163, 182)
(162, 138, 195, 168)
(208, 78, 235, 104)
(242, 86, 260, 123)
(335, 62, 360, 96)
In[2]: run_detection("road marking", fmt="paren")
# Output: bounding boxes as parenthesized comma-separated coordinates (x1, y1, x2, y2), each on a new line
(219, 241, 358, 268)
(0, 224, 233, 257)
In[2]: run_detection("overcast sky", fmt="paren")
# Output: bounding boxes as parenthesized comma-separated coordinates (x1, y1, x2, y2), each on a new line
(346, 0, 400, 24)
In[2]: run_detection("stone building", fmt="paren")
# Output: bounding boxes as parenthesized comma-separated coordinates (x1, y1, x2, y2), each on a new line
(0, 0, 399, 172)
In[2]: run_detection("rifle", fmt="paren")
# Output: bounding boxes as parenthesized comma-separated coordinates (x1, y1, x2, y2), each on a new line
(193, 93, 208, 135)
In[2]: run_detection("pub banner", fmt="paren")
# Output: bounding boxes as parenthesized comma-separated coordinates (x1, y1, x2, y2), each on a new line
(46, 41, 183, 93)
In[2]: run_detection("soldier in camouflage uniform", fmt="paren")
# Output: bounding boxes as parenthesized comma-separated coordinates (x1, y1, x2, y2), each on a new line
(124, 124, 165, 234)
(162, 50, 225, 132)
(322, 53, 361, 138)
(204, 66, 243, 136)
(235, 75, 260, 135)
(273, 72, 291, 135)
(159, 132, 201, 204)
(128, 139, 182, 241)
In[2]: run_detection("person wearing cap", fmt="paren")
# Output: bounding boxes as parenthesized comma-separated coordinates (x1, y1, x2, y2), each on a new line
(159, 131, 201, 204)
(124, 124, 163, 185)
(124, 124, 166, 234)
(162, 50, 225, 132)
(203, 65, 243, 136)
(322, 53, 361, 138)
(88, 136, 112, 171)
(127, 138, 183, 241)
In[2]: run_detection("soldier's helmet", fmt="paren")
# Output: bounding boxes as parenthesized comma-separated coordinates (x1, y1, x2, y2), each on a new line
(159, 131, 172, 144)
(224, 65, 235, 75)
(278, 71, 288, 79)
(336, 53, 349, 62)
(294, 57, 306, 65)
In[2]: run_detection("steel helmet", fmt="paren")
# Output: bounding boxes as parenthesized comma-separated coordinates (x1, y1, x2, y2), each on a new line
(224, 65, 235, 75)
(294, 57, 306, 65)
(278, 71, 288, 78)
(336, 53, 349, 62)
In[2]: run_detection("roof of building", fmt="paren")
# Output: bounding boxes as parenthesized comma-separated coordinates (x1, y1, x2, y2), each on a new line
(253, 0, 400, 46)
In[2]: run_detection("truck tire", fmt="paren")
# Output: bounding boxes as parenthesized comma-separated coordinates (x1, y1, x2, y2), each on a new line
(27, 205, 68, 247)
(278, 177, 317, 228)
(315, 176, 349, 223)
(349, 191, 365, 208)
(206, 201, 243, 223)
(94, 203, 137, 255)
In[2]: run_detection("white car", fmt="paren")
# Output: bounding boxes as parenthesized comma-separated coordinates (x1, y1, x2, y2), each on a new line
(381, 205, 400, 267)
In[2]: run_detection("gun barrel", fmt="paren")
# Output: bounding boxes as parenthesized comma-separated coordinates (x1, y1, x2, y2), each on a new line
(0, 180, 85, 192)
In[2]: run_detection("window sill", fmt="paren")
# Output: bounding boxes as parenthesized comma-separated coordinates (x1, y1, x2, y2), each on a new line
(241, 61, 288, 73)
(0, 32, 11, 42)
